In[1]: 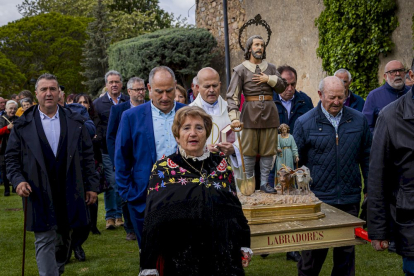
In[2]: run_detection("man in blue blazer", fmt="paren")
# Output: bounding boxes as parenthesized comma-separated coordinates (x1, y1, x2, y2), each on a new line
(115, 66, 186, 246)
(107, 76, 146, 241)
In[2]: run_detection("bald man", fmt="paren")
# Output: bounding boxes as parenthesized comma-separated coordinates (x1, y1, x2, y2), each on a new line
(293, 76, 372, 276)
(362, 60, 410, 133)
(190, 67, 242, 180)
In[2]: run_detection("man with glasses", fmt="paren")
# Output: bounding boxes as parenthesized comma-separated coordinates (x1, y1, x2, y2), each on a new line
(362, 60, 410, 133)
(93, 70, 129, 230)
(106, 77, 146, 241)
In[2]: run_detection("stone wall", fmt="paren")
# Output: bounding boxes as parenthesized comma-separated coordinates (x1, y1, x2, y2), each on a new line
(196, 0, 414, 103)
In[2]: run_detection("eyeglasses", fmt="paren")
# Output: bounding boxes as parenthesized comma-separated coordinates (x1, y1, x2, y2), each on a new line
(385, 68, 405, 76)
(129, 88, 146, 92)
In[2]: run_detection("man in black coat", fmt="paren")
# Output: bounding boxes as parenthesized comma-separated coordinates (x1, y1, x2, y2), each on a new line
(368, 67, 414, 275)
(6, 73, 98, 275)
(93, 70, 129, 229)
(273, 65, 314, 132)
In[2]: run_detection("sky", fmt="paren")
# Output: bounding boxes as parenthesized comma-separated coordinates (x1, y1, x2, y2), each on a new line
(0, 0, 196, 27)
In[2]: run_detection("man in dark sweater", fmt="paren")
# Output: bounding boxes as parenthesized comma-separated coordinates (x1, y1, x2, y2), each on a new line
(362, 60, 410, 133)
(334, 68, 365, 112)
(93, 70, 129, 229)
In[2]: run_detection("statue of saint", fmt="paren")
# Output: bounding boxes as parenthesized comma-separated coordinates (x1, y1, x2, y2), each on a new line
(227, 35, 286, 194)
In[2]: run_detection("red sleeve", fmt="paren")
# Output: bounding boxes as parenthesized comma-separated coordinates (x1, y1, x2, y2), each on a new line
(0, 126, 10, 136)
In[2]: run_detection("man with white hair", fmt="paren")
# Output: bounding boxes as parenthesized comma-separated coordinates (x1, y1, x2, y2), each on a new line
(362, 60, 410, 133)
(188, 76, 199, 103)
(294, 76, 371, 276)
(334, 69, 365, 112)
(190, 67, 242, 180)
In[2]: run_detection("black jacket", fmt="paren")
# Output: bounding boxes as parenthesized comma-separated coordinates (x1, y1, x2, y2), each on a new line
(275, 90, 314, 131)
(293, 102, 371, 205)
(367, 88, 414, 257)
(93, 93, 129, 154)
(5, 106, 99, 232)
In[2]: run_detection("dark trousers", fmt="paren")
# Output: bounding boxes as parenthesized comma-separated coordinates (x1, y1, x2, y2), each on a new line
(128, 202, 145, 247)
(122, 201, 135, 234)
(298, 203, 360, 276)
(1, 163, 10, 194)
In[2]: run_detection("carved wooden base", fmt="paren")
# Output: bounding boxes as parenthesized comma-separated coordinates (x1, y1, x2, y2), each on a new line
(249, 203, 366, 254)
(243, 201, 325, 225)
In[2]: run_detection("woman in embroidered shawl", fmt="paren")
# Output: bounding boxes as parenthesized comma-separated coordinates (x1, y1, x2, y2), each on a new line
(139, 106, 252, 276)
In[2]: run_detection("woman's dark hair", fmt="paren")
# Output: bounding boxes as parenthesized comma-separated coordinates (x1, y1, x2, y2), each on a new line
(67, 94, 76, 103)
(74, 94, 95, 118)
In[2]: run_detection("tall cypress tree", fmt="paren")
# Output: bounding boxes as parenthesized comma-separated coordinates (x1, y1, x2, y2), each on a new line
(81, 0, 112, 96)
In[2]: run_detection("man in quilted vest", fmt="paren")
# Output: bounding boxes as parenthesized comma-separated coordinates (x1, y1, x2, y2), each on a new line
(293, 76, 372, 276)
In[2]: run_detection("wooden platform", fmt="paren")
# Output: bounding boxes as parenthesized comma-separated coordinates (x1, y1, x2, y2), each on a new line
(249, 203, 366, 255)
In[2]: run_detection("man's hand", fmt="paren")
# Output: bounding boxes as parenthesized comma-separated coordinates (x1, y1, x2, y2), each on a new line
(295, 156, 299, 163)
(85, 191, 98, 205)
(215, 142, 235, 156)
(7, 123, 13, 130)
(16, 182, 31, 197)
(241, 250, 252, 268)
(252, 72, 269, 84)
(231, 120, 241, 129)
(371, 240, 389, 251)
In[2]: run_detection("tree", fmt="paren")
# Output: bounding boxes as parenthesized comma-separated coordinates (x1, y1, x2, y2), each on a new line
(315, 0, 398, 98)
(108, 28, 218, 87)
(0, 12, 91, 93)
(0, 52, 26, 97)
(17, 0, 184, 42)
(80, 0, 112, 96)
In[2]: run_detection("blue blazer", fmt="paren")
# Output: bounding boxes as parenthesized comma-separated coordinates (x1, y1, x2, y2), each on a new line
(114, 102, 186, 211)
(107, 101, 131, 164)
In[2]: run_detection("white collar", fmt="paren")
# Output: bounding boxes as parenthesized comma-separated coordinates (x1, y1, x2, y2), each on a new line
(242, 60, 268, 73)
(178, 145, 210, 161)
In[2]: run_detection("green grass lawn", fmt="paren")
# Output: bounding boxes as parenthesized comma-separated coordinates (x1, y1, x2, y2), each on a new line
(0, 186, 402, 276)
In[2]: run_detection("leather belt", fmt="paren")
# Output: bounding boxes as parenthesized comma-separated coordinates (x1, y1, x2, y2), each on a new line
(245, 95, 273, 102)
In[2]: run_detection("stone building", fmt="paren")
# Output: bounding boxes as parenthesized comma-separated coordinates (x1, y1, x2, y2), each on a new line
(196, 0, 414, 103)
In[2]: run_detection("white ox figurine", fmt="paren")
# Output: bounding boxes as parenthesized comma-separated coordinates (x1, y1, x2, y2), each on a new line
(295, 166, 312, 194)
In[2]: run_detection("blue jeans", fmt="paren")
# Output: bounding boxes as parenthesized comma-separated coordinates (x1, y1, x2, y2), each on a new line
(403, 257, 414, 276)
(102, 153, 123, 220)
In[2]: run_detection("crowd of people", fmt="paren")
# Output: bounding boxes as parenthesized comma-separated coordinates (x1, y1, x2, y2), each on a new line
(1, 34, 414, 276)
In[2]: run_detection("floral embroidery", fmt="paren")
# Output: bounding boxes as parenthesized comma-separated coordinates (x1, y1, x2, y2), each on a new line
(167, 158, 179, 169)
(210, 171, 216, 177)
(222, 182, 226, 188)
(200, 177, 205, 184)
(169, 178, 175, 183)
(179, 167, 187, 174)
(178, 177, 188, 185)
(160, 180, 166, 188)
(159, 161, 167, 167)
(192, 178, 200, 183)
(213, 182, 221, 189)
(171, 170, 176, 176)
(228, 173, 233, 183)
(216, 159, 227, 172)
(160, 154, 166, 160)
(157, 170, 165, 178)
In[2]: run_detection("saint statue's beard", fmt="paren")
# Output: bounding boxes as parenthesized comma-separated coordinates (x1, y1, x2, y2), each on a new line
(252, 51, 263, 60)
